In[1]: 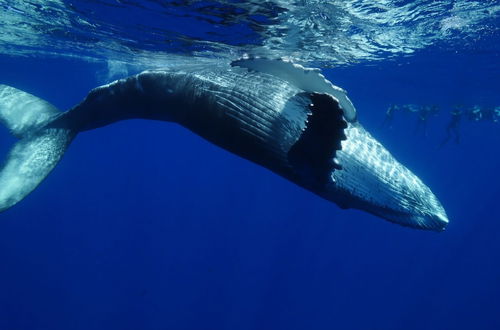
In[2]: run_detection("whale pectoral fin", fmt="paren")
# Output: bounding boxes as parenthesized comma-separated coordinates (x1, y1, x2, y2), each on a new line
(0, 85, 74, 212)
(230, 57, 357, 122)
(288, 93, 347, 190)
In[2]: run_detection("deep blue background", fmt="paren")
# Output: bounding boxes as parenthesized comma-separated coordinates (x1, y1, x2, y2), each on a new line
(0, 47, 499, 330)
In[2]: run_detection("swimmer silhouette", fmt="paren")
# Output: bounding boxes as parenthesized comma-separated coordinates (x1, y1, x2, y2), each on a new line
(415, 105, 439, 136)
(440, 105, 463, 147)
(467, 105, 483, 122)
(0, 58, 448, 230)
(381, 104, 399, 128)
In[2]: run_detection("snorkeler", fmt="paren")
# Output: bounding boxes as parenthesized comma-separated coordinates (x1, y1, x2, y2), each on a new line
(382, 104, 400, 128)
(480, 106, 500, 123)
(467, 105, 482, 122)
(440, 105, 463, 147)
(414, 105, 439, 135)
(382, 104, 439, 135)
(400, 104, 420, 114)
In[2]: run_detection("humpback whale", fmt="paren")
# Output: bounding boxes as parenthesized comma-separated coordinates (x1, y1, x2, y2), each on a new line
(0, 58, 448, 230)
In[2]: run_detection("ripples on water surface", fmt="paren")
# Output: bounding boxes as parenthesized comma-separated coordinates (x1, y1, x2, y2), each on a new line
(1, 0, 498, 69)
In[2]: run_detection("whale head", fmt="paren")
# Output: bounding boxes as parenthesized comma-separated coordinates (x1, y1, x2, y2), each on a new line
(325, 121, 448, 231)
(229, 58, 448, 231)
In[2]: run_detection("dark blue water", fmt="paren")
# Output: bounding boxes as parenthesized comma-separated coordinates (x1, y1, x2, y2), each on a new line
(0, 1, 499, 329)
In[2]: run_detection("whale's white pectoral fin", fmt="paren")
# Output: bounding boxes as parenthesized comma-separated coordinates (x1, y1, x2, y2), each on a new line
(230, 57, 357, 122)
(0, 85, 74, 211)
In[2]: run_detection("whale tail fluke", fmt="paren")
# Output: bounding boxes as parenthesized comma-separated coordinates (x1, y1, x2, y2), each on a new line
(0, 85, 75, 212)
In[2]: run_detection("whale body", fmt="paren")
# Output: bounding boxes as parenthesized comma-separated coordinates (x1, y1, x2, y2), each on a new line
(0, 59, 448, 230)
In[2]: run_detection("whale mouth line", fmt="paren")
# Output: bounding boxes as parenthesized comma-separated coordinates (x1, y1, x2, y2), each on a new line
(376, 209, 449, 231)
(287, 92, 347, 190)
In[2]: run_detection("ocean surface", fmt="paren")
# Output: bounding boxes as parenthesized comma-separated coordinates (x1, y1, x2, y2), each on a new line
(0, 1, 499, 329)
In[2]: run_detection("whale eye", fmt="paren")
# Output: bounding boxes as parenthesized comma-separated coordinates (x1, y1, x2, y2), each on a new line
(287, 93, 347, 190)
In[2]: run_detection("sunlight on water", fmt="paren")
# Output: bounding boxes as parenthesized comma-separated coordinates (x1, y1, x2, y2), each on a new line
(0, 0, 498, 69)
